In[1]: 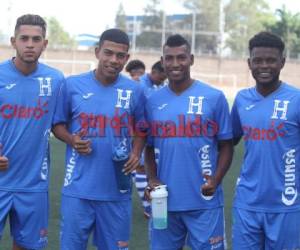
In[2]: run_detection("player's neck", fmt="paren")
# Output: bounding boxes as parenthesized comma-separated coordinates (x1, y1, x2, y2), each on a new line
(12, 57, 38, 76)
(256, 80, 281, 97)
(169, 78, 194, 95)
(94, 69, 118, 86)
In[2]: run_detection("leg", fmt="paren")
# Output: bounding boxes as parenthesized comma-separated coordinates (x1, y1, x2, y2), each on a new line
(60, 195, 95, 250)
(232, 207, 264, 250)
(184, 208, 225, 250)
(264, 211, 300, 250)
(10, 192, 48, 250)
(150, 211, 186, 250)
(93, 200, 132, 250)
(135, 165, 151, 218)
(0, 191, 12, 241)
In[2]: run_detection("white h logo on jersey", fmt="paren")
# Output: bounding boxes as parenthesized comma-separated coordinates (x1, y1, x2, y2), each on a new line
(38, 77, 52, 96)
(187, 96, 204, 114)
(115, 89, 132, 109)
(271, 100, 289, 120)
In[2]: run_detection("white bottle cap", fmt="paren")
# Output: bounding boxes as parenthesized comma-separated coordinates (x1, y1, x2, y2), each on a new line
(151, 185, 168, 199)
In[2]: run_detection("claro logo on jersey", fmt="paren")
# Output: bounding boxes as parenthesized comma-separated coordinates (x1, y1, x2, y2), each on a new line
(282, 149, 298, 206)
(243, 121, 285, 141)
(0, 98, 49, 120)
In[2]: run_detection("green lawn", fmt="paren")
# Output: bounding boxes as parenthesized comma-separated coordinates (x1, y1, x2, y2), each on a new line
(1, 138, 243, 250)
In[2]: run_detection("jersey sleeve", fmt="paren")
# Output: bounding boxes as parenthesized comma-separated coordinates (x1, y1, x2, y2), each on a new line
(231, 94, 243, 139)
(214, 92, 233, 140)
(132, 85, 148, 136)
(145, 98, 154, 146)
(53, 79, 71, 125)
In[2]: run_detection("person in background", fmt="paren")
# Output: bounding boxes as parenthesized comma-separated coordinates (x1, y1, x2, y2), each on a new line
(0, 14, 64, 250)
(140, 60, 167, 98)
(125, 59, 146, 81)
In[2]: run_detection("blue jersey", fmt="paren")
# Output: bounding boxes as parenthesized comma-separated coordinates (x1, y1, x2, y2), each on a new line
(0, 59, 64, 192)
(232, 83, 300, 212)
(53, 71, 145, 201)
(140, 74, 166, 98)
(146, 81, 232, 211)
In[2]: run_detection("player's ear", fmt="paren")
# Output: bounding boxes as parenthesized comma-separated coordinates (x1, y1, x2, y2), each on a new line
(160, 56, 164, 68)
(280, 56, 285, 69)
(95, 46, 100, 59)
(42, 39, 48, 51)
(247, 58, 251, 69)
(10, 36, 16, 49)
(190, 54, 194, 66)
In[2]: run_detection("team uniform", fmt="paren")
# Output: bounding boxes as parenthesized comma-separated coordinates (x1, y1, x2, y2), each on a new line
(0, 59, 63, 249)
(53, 71, 145, 250)
(231, 83, 300, 249)
(139, 73, 167, 98)
(146, 81, 232, 250)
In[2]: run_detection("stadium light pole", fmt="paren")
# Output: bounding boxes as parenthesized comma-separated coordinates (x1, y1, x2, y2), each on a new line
(191, 11, 196, 55)
(161, 11, 166, 51)
(218, 0, 225, 85)
(132, 15, 137, 55)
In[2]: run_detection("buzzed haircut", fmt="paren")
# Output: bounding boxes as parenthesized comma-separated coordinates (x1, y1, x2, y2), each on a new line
(125, 59, 145, 73)
(151, 61, 164, 73)
(164, 34, 191, 53)
(99, 28, 130, 48)
(249, 31, 285, 54)
(15, 14, 47, 37)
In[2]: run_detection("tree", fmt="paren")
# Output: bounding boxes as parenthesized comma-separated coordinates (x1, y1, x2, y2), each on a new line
(181, 0, 220, 54)
(136, 0, 164, 49)
(115, 3, 127, 31)
(265, 6, 300, 59)
(224, 0, 275, 56)
(46, 17, 76, 49)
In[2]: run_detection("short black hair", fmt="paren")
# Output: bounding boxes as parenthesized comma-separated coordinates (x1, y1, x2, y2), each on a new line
(125, 59, 145, 72)
(15, 14, 47, 37)
(249, 31, 285, 54)
(99, 28, 130, 48)
(164, 34, 191, 53)
(151, 61, 164, 73)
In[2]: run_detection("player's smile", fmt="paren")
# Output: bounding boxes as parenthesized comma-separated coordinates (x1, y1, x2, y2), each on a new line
(248, 47, 285, 86)
(162, 44, 194, 84)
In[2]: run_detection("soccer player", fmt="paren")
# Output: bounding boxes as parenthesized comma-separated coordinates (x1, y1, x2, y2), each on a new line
(125, 59, 146, 81)
(52, 28, 146, 250)
(144, 34, 233, 250)
(231, 32, 300, 249)
(0, 14, 64, 250)
(140, 60, 167, 98)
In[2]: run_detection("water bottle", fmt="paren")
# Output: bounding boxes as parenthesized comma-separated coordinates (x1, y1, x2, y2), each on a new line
(150, 185, 168, 229)
(112, 138, 131, 193)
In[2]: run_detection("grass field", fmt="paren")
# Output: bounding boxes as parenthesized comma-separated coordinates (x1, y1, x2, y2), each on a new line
(1, 138, 243, 250)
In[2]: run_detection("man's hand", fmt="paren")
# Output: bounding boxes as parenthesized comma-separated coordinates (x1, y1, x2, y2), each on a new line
(144, 178, 163, 202)
(201, 174, 217, 196)
(123, 152, 140, 175)
(0, 156, 8, 171)
(71, 130, 92, 155)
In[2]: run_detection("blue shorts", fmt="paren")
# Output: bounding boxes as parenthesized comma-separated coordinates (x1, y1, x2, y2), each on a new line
(150, 207, 225, 250)
(60, 195, 132, 250)
(0, 191, 48, 249)
(232, 207, 300, 250)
